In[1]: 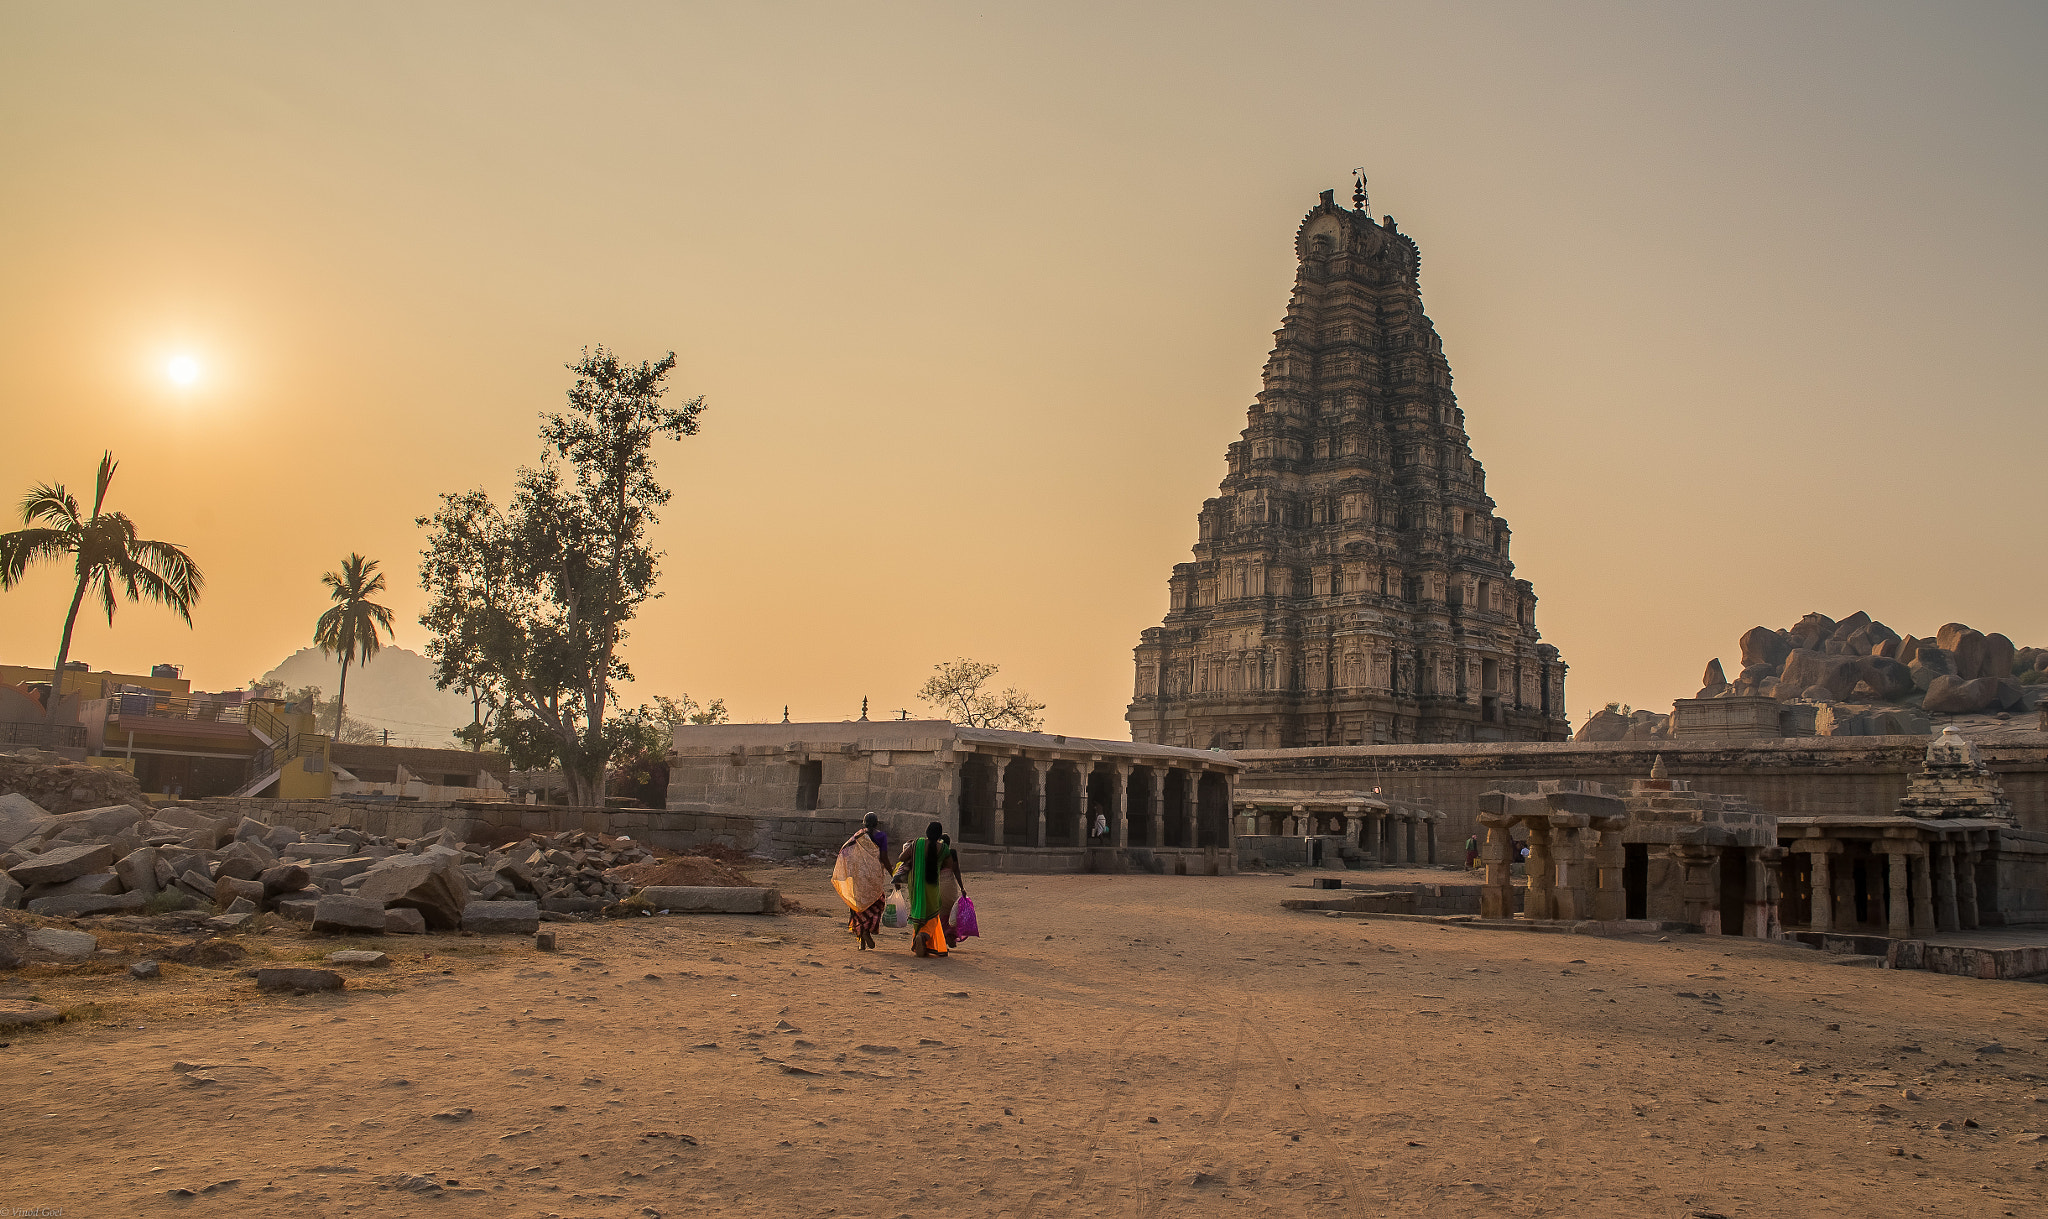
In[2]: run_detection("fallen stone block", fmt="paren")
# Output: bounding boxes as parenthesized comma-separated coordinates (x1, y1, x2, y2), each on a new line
(0, 999, 62, 1027)
(8, 842, 116, 886)
(307, 856, 378, 882)
(327, 949, 390, 966)
(256, 967, 343, 993)
(26, 870, 124, 899)
(224, 897, 258, 915)
(383, 907, 426, 935)
(263, 825, 302, 851)
(130, 959, 161, 980)
(215, 876, 265, 906)
(27, 890, 148, 918)
(311, 894, 387, 935)
(0, 793, 51, 849)
(283, 842, 354, 861)
(356, 855, 467, 930)
(461, 900, 540, 935)
(27, 926, 97, 957)
(258, 863, 310, 898)
(0, 875, 21, 910)
(116, 846, 161, 897)
(638, 886, 782, 914)
(32, 803, 147, 844)
(275, 894, 322, 924)
(175, 869, 216, 902)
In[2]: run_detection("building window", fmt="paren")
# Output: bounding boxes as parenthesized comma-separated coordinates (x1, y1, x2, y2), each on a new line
(797, 760, 823, 810)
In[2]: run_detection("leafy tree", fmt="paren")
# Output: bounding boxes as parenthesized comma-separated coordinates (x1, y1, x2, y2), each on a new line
(917, 658, 1045, 730)
(0, 451, 202, 723)
(313, 553, 397, 742)
(417, 348, 704, 806)
(652, 692, 729, 726)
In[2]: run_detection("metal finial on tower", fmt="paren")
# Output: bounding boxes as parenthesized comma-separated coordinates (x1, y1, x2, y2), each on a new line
(781, 704, 790, 724)
(1352, 168, 1370, 218)
(859, 697, 869, 722)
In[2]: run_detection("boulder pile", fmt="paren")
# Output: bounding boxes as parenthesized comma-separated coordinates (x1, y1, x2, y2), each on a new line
(0, 796, 675, 936)
(1696, 612, 2044, 719)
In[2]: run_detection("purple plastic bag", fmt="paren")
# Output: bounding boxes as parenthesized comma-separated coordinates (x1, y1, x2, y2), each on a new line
(953, 894, 980, 939)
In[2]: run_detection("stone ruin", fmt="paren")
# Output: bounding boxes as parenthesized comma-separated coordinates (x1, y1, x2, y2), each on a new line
(1896, 726, 2016, 823)
(0, 791, 681, 939)
(1477, 759, 1785, 936)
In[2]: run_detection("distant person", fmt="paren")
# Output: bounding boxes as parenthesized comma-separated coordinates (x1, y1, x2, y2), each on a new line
(1464, 834, 1479, 870)
(897, 821, 964, 958)
(831, 815, 890, 951)
(863, 812, 889, 866)
(1092, 811, 1109, 841)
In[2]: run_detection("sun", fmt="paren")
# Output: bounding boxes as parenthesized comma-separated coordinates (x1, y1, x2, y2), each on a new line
(166, 354, 201, 386)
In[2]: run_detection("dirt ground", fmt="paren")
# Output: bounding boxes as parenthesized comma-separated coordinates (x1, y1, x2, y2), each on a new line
(4, 864, 2047, 1218)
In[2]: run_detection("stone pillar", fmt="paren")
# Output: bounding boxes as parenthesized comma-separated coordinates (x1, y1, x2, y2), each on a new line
(1550, 817, 1594, 921)
(1113, 764, 1132, 849)
(1031, 759, 1051, 849)
(1909, 850, 1935, 933)
(1747, 847, 1787, 939)
(1958, 846, 1981, 930)
(990, 758, 1006, 848)
(1148, 768, 1165, 848)
(1478, 813, 1516, 919)
(1390, 814, 1410, 865)
(1290, 804, 1306, 839)
(1523, 822, 1556, 920)
(1807, 846, 1832, 933)
(1934, 841, 1960, 932)
(1671, 844, 1720, 933)
(1591, 817, 1627, 922)
(1887, 850, 1912, 938)
(1344, 806, 1363, 849)
(1425, 818, 1437, 865)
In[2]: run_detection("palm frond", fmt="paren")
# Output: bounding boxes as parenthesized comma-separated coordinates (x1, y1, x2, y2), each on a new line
(127, 536, 204, 607)
(0, 527, 77, 588)
(92, 451, 118, 517)
(17, 481, 79, 528)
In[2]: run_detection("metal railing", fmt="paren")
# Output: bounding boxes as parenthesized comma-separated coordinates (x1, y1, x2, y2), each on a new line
(245, 726, 327, 785)
(107, 691, 251, 725)
(1, 722, 87, 748)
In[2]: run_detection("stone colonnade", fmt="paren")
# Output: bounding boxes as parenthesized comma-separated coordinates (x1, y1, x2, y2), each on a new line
(1233, 799, 1440, 865)
(1785, 824, 1995, 938)
(954, 746, 1234, 852)
(1477, 788, 1632, 922)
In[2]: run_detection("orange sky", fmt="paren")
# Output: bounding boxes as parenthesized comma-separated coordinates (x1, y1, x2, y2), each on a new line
(3, 2, 2043, 741)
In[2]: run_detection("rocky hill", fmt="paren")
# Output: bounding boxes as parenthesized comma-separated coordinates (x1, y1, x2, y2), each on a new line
(1576, 612, 2046, 742)
(259, 647, 475, 746)
(1702, 612, 2042, 715)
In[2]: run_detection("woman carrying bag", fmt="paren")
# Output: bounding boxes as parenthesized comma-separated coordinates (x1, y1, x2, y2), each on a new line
(896, 821, 965, 958)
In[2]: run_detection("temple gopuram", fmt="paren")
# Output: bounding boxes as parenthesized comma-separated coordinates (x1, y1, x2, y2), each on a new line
(1129, 182, 1569, 750)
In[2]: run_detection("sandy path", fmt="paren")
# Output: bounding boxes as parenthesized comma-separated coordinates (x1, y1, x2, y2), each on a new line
(4, 866, 2047, 1217)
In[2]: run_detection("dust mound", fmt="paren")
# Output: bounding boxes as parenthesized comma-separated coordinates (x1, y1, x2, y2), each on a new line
(604, 855, 753, 889)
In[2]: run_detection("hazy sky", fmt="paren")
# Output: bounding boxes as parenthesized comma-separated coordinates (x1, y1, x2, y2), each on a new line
(3, 1, 2042, 740)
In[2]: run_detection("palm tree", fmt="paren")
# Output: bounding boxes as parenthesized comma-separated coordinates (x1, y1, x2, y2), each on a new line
(0, 452, 203, 724)
(313, 553, 396, 740)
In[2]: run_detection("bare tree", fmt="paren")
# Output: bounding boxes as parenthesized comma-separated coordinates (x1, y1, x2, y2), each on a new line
(916, 658, 1045, 730)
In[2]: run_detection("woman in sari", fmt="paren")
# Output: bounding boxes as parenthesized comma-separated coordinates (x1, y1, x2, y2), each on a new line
(898, 821, 964, 958)
(832, 813, 890, 950)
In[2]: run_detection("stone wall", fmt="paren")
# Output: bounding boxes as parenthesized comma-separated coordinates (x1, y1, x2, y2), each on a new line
(1235, 734, 2048, 850)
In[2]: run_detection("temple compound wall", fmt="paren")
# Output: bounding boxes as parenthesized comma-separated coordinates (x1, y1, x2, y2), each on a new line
(1232, 787, 1445, 869)
(667, 721, 1242, 875)
(1128, 187, 1568, 752)
(1233, 734, 2048, 864)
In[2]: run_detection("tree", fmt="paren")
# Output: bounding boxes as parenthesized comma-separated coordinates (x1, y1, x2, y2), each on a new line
(652, 693, 729, 726)
(917, 658, 1045, 730)
(313, 553, 397, 742)
(417, 347, 704, 806)
(0, 451, 203, 723)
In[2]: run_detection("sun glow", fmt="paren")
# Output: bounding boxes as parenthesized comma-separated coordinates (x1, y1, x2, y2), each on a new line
(166, 354, 201, 386)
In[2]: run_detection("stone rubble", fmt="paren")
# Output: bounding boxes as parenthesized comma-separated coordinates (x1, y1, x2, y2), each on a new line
(0, 796, 724, 946)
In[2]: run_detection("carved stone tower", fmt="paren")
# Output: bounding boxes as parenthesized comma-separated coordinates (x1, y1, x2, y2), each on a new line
(1127, 189, 1568, 749)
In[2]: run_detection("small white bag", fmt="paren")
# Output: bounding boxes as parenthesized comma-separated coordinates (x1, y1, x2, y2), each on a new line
(882, 889, 908, 928)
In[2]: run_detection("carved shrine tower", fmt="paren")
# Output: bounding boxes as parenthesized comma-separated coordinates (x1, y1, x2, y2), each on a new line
(1127, 187, 1568, 750)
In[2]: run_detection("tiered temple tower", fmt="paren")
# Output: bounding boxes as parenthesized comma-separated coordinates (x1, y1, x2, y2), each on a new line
(1127, 187, 1568, 749)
